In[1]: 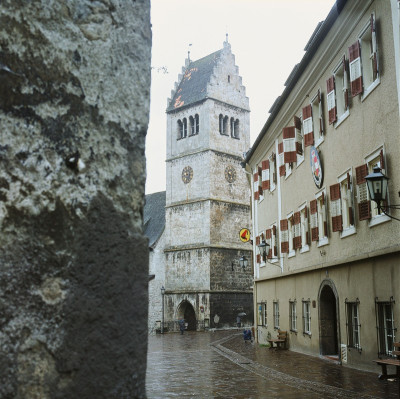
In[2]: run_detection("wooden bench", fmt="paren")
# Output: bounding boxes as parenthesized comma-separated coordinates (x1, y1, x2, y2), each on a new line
(373, 342, 400, 381)
(268, 330, 287, 349)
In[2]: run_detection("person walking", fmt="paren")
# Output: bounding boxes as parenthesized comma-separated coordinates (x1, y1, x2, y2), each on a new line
(236, 315, 241, 329)
(179, 319, 185, 334)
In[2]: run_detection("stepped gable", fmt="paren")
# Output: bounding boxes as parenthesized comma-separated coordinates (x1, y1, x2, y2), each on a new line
(166, 49, 223, 112)
(144, 191, 166, 247)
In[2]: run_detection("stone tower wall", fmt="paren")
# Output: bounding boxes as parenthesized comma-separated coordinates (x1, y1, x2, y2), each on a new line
(0, 1, 151, 398)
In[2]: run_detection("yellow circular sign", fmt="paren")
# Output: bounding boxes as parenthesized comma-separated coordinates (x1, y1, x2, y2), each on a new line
(239, 228, 250, 243)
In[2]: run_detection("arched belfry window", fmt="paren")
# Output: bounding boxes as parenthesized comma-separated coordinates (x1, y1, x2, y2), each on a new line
(182, 118, 187, 138)
(219, 114, 223, 134)
(233, 119, 239, 139)
(177, 119, 183, 139)
(223, 116, 229, 135)
(189, 116, 195, 135)
(195, 114, 199, 134)
(230, 117, 235, 137)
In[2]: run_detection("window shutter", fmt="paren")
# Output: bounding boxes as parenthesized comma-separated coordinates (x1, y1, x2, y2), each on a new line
(326, 76, 337, 124)
(293, 211, 301, 249)
(280, 219, 289, 253)
(330, 183, 343, 232)
(261, 160, 270, 190)
(371, 14, 378, 81)
(302, 105, 314, 147)
(343, 56, 349, 110)
(347, 172, 354, 226)
(355, 164, 371, 220)
(278, 142, 285, 177)
(310, 199, 319, 241)
(283, 127, 297, 163)
(349, 41, 363, 97)
(379, 149, 385, 171)
(294, 115, 303, 155)
(253, 172, 259, 201)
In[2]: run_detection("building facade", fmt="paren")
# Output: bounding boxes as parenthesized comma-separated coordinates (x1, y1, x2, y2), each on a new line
(244, 0, 400, 372)
(161, 39, 253, 331)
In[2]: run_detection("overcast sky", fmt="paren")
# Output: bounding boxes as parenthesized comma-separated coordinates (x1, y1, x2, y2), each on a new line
(145, 0, 335, 194)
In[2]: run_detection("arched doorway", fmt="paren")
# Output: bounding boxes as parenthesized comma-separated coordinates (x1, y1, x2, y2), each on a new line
(318, 280, 340, 358)
(176, 300, 197, 331)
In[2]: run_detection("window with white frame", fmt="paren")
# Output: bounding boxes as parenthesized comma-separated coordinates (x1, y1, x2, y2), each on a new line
(273, 301, 280, 329)
(349, 14, 379, 99)
(346, 299, 361, 350)
(327, 57, 350, 127)
(337, 170, 356, 237)
(302, 299, 311, 335)
(355, 148, 389, 225)
(299, 203, 310, 252)
(375, 298, 396, 356)
(258, 302, 267, 327)
(289, 300, 297, 332)
(310, 191, 328, 245)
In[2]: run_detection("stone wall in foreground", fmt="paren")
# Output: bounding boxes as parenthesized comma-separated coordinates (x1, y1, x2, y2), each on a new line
(0, 1, 151, 398)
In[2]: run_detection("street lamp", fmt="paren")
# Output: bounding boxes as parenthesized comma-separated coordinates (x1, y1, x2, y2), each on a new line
(257, 239, 281, 265)
(365, 166, 400, 221)
(239, 255, 249, 271)
(365, 166, 389, 212)
(161, 286, 165, 334)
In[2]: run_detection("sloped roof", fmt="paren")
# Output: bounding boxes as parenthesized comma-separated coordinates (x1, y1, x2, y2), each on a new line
(166, 50, 223, 113)
(144, 191, 166, 247)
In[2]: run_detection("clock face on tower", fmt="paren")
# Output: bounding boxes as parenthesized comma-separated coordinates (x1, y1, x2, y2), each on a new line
(224, 165, 236, 183)
(182, 166, 193, 184)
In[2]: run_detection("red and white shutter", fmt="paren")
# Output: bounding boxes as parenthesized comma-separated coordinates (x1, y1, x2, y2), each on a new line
(265, 229, 272, 259)
(326, 76, 337, 124)
(294, 115, 303, 155)
(371, 14, 378, 81)
(293, 211, 301, 249)
(280, 219, 289, 253)
(261, 160, 270, 190)
(347, 172, 354, 226)
(302, 105, 314, 147)
(256, 235, 261, 264)
(349, 40, 363, 97)
(253, 172, 259, 201)
(321, 192, 328, 237)
(343, 56, 349, 110)
(330, 183, 343, 232)
(355, 164, 371, 220)
(278, 142, 285, 177)
(283, 127, 297, 163)
(310, 199, 318, 241)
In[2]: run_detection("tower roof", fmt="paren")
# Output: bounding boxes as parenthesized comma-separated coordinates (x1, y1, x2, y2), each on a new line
(166, 49, 223, 113)
(144, 191, 166, 247)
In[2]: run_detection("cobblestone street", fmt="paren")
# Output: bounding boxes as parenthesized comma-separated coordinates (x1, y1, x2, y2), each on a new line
(146, 331, 399, 399)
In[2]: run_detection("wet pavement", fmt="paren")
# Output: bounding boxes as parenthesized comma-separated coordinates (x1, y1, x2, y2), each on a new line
(146, 330, 399, 399)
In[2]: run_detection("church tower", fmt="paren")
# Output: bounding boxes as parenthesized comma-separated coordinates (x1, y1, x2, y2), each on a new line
(164, 39, 253, 330)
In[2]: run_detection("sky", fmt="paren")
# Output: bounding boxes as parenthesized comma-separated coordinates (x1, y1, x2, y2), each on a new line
(145, 0, 335, 194)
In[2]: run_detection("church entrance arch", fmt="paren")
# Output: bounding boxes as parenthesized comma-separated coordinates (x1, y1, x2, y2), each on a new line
(176, 300, 197, 331)
(318, 279, 340, 358)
